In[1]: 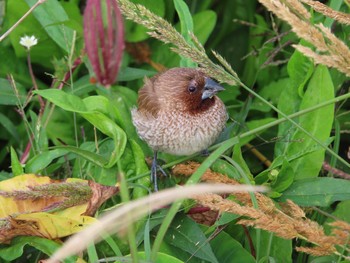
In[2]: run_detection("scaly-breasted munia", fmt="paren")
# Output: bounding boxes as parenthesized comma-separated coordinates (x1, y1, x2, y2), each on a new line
(132, 68, 228, 190)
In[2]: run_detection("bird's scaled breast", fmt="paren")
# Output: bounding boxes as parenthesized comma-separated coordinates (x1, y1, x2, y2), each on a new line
(132, 98, 227, 156)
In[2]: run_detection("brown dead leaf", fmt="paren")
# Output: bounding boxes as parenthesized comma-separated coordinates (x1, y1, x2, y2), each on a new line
(0, 174, 119, 243)
(84, 181, 119, 216)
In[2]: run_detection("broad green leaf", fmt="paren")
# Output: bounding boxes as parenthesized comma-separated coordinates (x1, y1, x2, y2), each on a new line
(271, 159, 294, 193)
(215, 212, 239, 226)
(80, 111, 126, 167)
(0, 236, 77, 262)
(210, 159, 241, 180)
(174, 0, 196, 67)
(100, 91, 137, 139)
(287, 45, 314, 98)
(192, 11, 217, 45)
(211, 231, 255, 263)
(25, 0, 75, 52)
(136, 251, 184, 263)
(0, 78, 26, 105)
(130, 140, 150, 199)
(233, 144, 254, 182)
(71, 75, 97, 96)
(286, 65, 334, 179)
(164, 214, 219, 263)
(25, 148, 70, 173)
(0, 113, 20, 142)
(10, 147, 23, 176)
(160, 241, 203, 263)
(279, 178, 350, 207)
(250, 230, 292, 263)
(125, 0, 165, 42)
(275, 49, 313, 156)
(35, 89, 87, 112)
(35, 89, 127, 167)
(60, 1, 83, 34)
(57, 145, 109, 167)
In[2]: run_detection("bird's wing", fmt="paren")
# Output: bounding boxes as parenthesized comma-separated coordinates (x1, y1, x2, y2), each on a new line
(137, 76, 160, 116)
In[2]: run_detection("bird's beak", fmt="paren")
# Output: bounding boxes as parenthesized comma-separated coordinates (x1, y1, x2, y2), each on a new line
(201, 78, 225, 100)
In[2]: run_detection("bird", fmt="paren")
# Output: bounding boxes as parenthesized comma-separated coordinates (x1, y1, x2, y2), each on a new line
(131, 67, 228, 191)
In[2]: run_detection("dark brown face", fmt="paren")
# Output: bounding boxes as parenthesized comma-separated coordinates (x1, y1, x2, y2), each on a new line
(153, 68, 223, 114)
(178, 71, 214, 114)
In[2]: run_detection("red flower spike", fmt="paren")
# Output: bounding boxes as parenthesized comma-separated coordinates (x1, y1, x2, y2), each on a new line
(84, 0, 125, 87)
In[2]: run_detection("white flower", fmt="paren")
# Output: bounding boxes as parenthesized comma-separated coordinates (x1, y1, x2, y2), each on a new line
(19, 35, 38, 50)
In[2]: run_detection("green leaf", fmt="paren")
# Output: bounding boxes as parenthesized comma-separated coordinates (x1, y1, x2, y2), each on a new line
(286, 65, 334, 179)
(129, 140, 150, 199)
(80, 111, 126, 167)
(215, 212, 239, 226)
(233, 144, 253, 182)
(250, 230, 292, 263)
(275, 49, 313, 157)
(271, 159, 294, 193)
(279, 178, 350, 207)
(0, 78, 26, 106)
(164, 214, 218, 263)
(25, 0, 75, 52)
(287, 45, 314, 98)
(25, 148, 70, 173)
(174, 0, 193, 38)
(210, 159, 240, 180)
(125, 0, 165, 42)
(136, 251, 184, 263)
(35, 89, 127, 167)
(35, 89, 87, 113)
(10, 147, 23, 176)
(174, 0, 196, 67)
(0, 236, 76, 262)
(0, 113, 20, 142)
(211, 231, 255, 263)
(192, 10, 217, 45)
(102, 89, 139, 141)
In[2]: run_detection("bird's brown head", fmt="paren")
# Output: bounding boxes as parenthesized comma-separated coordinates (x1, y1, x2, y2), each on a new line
(138, 68, 224, 115)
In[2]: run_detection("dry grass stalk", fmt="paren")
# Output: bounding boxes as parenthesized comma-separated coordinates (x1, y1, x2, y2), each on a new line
(117, 0, 240, 86)
(172, 161, 350, 258)
(301, 0, 350, 25)
(258, 0, 350, 76)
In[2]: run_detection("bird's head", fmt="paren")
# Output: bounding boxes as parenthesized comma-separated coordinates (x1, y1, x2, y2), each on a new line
(153, 68, 225, 114)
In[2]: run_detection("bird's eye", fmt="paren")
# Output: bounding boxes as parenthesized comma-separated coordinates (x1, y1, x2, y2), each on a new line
(188, 85, 197, 93)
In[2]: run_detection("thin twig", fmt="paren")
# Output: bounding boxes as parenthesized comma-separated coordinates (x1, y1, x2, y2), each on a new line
(323, 161, 350, 180)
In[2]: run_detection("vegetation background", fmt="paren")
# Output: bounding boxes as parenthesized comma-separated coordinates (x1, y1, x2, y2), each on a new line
(0, 0, 350, 262)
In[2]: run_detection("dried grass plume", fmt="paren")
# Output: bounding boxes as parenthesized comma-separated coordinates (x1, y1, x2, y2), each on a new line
(258, 0, 350, 76)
